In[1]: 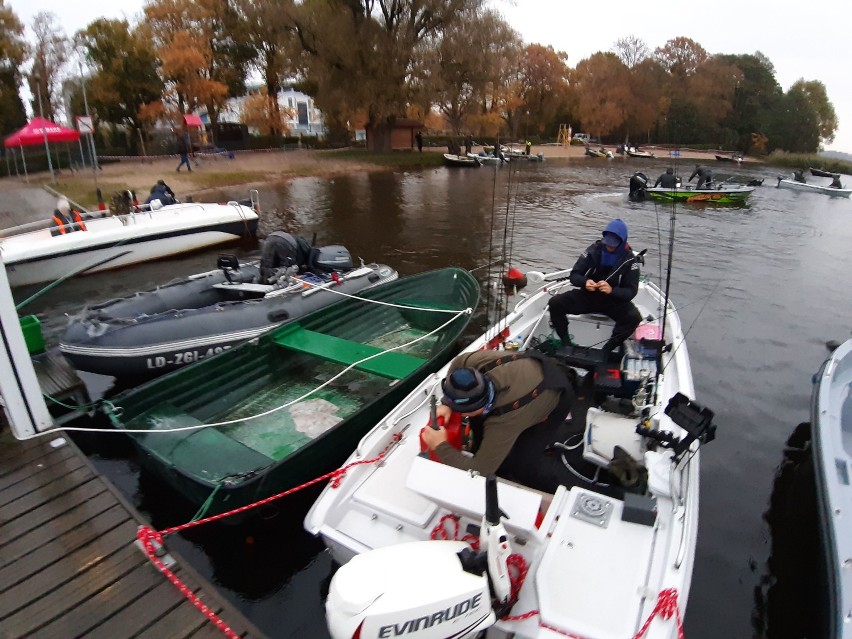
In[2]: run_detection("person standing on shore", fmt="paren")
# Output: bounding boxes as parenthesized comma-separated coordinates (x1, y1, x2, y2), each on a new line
(176, 134, 192, 172)
(415, 130, 423, 152)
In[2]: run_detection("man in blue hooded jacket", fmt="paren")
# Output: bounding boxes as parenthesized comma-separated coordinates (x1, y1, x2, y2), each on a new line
(547, 219, 642, 357)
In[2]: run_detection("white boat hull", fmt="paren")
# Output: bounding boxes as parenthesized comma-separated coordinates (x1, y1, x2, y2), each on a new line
(306, 276, 703, 639)
(777, 178, 852, 197)
(1, 201, 259, 287)
(812, 338, 852, 639)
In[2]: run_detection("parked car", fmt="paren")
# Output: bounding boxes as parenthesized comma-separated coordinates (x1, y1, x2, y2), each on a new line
(573, 132, 590, 142)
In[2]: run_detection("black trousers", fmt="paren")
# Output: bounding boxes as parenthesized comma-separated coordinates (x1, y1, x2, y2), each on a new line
(547, 289, 642, 350)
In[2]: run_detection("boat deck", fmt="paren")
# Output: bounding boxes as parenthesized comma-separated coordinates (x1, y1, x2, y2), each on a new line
(0, 426, 267, 639)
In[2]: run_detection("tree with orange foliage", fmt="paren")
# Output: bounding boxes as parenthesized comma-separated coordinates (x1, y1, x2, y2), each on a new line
(240, 88, 292, 136)
(572, 52, 631, 140)
(143, 0, 252, 141)
(515, 44, 571, 138)
(654, 37, 708, 78)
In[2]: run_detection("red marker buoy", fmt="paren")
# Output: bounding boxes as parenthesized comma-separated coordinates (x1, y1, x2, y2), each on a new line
(502, 267, 527, 290)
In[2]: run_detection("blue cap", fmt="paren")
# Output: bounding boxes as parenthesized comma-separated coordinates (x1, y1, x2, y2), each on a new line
(441, 368, 493, 413)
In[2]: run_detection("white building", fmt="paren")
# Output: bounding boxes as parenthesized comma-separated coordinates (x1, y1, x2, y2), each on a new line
(218, 83, 325, 137)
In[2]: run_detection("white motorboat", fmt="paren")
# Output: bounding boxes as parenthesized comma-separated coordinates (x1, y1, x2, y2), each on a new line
(305, 265, 716, 639)
(776, 177, 852, 198)
(0, 195, 260, 287)
(810, 338, 852, 639)
(468, 152, 504, 166)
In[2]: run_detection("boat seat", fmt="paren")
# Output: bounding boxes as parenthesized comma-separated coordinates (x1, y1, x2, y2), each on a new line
(273, 324, 425, 380)
(218, 254, 241, 283)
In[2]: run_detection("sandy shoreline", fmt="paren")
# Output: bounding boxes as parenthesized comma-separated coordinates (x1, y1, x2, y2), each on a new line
(0, 143, 750, 208)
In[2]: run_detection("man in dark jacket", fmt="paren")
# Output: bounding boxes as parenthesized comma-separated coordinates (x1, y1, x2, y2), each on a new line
(547, 218, 642, 356)
(420, 349, 574, 479)
(688, 164, 712, 189)
(145, 180, 177, 206)
(654, 167, 678, 188)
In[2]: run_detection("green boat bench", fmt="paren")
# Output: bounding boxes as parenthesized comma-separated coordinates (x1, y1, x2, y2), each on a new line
(273, 324, 426, 380)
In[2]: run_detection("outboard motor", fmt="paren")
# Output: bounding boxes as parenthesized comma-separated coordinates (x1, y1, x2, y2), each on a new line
(311, 245, 353, 273)
(324, 476, 511, 639)
(629, 171, 649, 200)
(326, 542, 496, 639)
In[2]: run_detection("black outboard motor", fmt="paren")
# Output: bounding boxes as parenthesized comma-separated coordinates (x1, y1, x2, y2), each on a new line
(629, 171, 649, 201)
(260, 231, 354, 282)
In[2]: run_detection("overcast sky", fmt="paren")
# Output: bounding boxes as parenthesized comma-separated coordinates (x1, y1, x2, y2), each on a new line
(8, 0, 851, 153)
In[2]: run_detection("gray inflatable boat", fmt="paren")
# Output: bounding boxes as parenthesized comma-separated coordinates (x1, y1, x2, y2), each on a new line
(60, 232, 397, 381)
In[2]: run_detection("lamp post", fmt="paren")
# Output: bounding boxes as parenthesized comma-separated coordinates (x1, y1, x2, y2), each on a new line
(33, 72, 55, 184)
(78, 60, 99, 194)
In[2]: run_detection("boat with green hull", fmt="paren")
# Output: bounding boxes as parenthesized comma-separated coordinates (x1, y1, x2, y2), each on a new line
(108, 267, 480, 518)
(645, 184, 754, 204)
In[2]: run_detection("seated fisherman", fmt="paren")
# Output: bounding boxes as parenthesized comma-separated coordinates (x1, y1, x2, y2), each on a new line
(145, 180, 177, 206)
(830, 174, 843, 189)
(50, 198, 87, 236)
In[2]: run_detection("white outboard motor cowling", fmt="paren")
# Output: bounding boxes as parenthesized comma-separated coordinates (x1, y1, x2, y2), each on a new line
(326, 541, 496, 639)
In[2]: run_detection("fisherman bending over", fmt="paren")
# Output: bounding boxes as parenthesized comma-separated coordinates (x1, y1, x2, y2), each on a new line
(830, 175, 843, 189)
(688, 164, 712, 189)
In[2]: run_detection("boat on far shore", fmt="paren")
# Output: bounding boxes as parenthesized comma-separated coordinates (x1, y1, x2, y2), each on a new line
(443, 153, 481, 167)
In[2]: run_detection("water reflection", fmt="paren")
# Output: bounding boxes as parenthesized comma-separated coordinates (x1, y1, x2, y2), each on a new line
(753, 422, 829, 639)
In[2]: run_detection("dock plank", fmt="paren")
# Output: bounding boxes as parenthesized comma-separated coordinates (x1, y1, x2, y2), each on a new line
(0, 429, 267, 639)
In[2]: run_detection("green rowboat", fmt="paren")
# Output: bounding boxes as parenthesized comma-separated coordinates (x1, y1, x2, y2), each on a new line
(645, 185, 754, 204)
(109, 267, 480, 518)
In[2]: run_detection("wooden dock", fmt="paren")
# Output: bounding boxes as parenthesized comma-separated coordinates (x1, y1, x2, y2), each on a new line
(0, 427, 268, 639)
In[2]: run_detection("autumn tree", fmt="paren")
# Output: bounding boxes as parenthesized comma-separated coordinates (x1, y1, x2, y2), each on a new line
(514, 44, 571, 138)
(791, 79, 837, 144)
(572, 52, 630, 140)
(232, 0, 297, 139)
(613, 35, 649, 69)
(240, 88, 292, 135)
(624, 58, 669, 144)
(654, 37, 708, 79)
(771, 85, 819, 153)
(76, 18, 163, 151)
(424, 7, 521, 135)
(0, 0, 28, 136)
(715, 53, 782, 152)
(28, 12, 69, 122)
(686, 56, 743, 145)
(143, 0, 253, 137)
(290, 0, 480, 151)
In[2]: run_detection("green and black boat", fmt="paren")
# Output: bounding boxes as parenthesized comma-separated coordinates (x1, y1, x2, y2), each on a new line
(645, 184, 754, 204)
(109, 267, 479, 518)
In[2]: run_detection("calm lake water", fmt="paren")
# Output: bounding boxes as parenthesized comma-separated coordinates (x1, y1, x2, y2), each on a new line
(15, 157, 852, 638)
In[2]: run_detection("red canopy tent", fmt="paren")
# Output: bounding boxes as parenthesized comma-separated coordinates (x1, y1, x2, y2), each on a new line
(3, 117, 80, 183)
(4, 117, 80, 147)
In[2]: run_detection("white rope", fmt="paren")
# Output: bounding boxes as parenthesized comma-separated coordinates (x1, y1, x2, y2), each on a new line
(294, 276, 467, 314)
(48, 307, 472, 436)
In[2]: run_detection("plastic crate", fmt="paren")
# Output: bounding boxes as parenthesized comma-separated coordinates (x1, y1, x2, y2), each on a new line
(20, 315, 45, 354)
